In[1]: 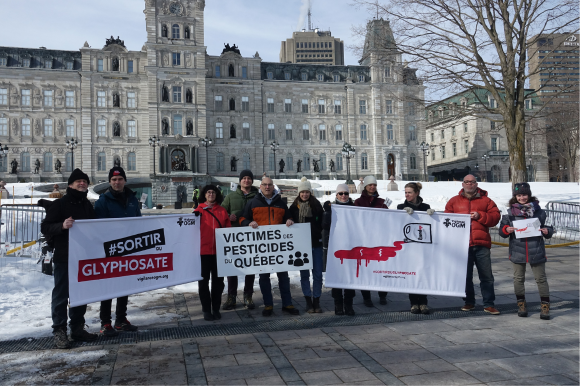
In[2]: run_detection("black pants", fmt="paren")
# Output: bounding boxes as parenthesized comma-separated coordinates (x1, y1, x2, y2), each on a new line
(332, 288, 355, 304)
(52, 262, 87, 331)
(409, 294, 428, 305)
(226, 275, 255, 296)
(361, 290, 387, 300)
(199, 255, 225, 312)
(100, 296, 129, 324)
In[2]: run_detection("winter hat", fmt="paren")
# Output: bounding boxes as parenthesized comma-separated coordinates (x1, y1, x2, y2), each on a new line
(336, 184, 350, 194)
(363, 175, 377, 186)
(68, 168, 90, 185)
(513, 182, 532, 197)
(298, 177, 312, 194)
(239, 169, 254, 182)
(108, 166, 127, 181)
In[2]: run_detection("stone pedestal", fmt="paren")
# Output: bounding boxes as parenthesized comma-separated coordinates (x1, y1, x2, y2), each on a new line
(387, 181, 399, 191)
(328, 172, 337, 180)
(4, 176, 18, 183)
(31, 175, 41, 183)
(296, 172, 304, 179)
(278, 173, 286, 180)
(311, 172, 319, 180)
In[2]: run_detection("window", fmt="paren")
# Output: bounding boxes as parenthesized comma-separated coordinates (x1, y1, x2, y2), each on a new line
(491, 137, 497, 151)
(242, 67, 247, 79)
(452, 126, 456, 136)
(464, 122, 468, 133)
(335, 124, 343, 140)
(452, 142, 457, 156)
(242, 122, 250, 140)
(409, 125, 416, 141)
(44, 90, 53, 107)
(215, 65, 220, 77)
(284, 98, 292, 113)
(172, 115, 181, 135)
(431, 148, 435, 161)
(301, 73, 308, 81)
(267, 98, 274, 113)
(286, 154, 293, 171)
(22, 118, 31, 136)
(173, 86, 181, 103)
(384, 67, 391, 77)
(0, 58, 5, 66)
(361, 153, 368, 169)
(304, 153, 310, 170)
(43, 153, 52, 172)
(97, 152, 106, 171)
(0, 89, 6, 105)
(285, 72, 291, 80)
(44, 60, 52, 69)
(318, 99, 325, 114)
(65, 91, 74, 107)
(336, 153, 343, 170)
(525, 99, 532, 110)
(386, 124, 393, 140)
(216, 152, 224, 171)
(0, 118, 7, 136)
(358, 75, 365, 82)
(127, 92, 136, 108)
(489, 99, 495, 108)
(127, 120, 136, 137)
(267, 71, 273, 80)
(21, 152, 31, 172)
(268, 123, 275, 140)
(215, 122, 223, 138)
(127, 60, 133, 73)
(301, 99, 308, 113)
(386, 100, 393, 114)
(229, 98, 235, 111)
(286, 124, 292, 140)
(269, 154, 274, 172)
(241, 96, 249, 111)
(334, 75, 340, 82)
(464, 139, 469, 153)
(320, 153, 326, 171)
(97, 59, 103, 72)
(408, 102, 415, 115)
(243, 153, 250, 170)
(303, 124, 310, 140)
(359, 100, 366, 114)
(410, 154, 416, 169)
(334, 100, 341, 114)
(441, 146, 446, 159)
(97, 119, 106, 136)
(319, 124, 326, 140)
(23, 59, 30, 68)
(317, 74, 324, 81)
(172, 53, 181, 66)
(127, 152, 136, 171)
(430, 132, 434, 142)
(97, 91, 106, 107)
(215, 95, 222, 111)
(172, 24, 180, 39)
(21, 89, 30, 106)
(490, 121, 496, 130)
(360, 124, 367, 140)
(44, 119, 53, 137)
(66, 119, 75, 137)
(441, 129, 445, 139)
(65, 153, 72, 172)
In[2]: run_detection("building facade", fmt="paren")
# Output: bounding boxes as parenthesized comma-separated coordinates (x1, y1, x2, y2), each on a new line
(279, 30, 344, 65)
(0, 1, 424, 184)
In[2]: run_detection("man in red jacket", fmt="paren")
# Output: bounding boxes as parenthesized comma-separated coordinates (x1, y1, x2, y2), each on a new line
(445, 175, 501, 315)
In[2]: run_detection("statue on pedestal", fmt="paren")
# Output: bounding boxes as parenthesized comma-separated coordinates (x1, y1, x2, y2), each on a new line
(34, 159, 41, 174)
(10, 159, 17, 174)
(312, 159, 320, 173)
(54, 159, 62, 173)
(329, 159, 335, 172)
(296, 159, 302, 173)
(387, 174, 399, 191)
(278, 159, 285, 173)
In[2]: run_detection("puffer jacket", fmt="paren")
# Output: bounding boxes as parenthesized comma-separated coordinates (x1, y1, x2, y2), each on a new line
(397, 196, 431, 212)
(94, 187, 141, 219)
(194, 202, 231, 255)
(322, 198, 354, 250)
(444, 188, 500, 248)
(354, 190, 388, 208)
(289, 199, 324, 248)
(221, 185, 259, 227)
(498, 205, 553, 264)
(239, 191, 292, 226)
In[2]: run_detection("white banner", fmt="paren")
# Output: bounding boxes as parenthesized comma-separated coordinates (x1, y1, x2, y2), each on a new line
(324, 206, 470, 297)
(68, 215, 202, 307)
(512, 218, 542, 239)
(215, 223, 312, 276)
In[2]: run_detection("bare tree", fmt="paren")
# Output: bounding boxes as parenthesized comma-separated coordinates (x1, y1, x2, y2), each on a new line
(545, 104, 580, 182)
(351, 0, 579, 184)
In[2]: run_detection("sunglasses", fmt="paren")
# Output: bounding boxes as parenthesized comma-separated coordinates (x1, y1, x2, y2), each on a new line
(337, 192, 349, 196)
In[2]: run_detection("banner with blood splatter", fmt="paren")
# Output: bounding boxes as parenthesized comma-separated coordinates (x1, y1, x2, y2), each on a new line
(324, 206, 470, 297)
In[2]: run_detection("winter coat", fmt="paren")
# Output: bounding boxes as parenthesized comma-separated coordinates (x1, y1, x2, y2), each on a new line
(221, 185, 259, 227)
(40, 188, 96, 263)
(354, 190, 388, 208)
(240, 191, 292, 226)
(498, 206, 553, 264)
(322, 198, 354, 251)
(397, 197, 431, 212)
(194, 202, 231, 255)
(289, 200, 324, 248)
(444, 188, 500, 249)
(94, 187, 141, 219)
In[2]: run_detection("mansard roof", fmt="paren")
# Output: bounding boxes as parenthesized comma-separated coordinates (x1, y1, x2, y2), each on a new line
(260, 62, 370, 83)
(0, 46, 81, 70)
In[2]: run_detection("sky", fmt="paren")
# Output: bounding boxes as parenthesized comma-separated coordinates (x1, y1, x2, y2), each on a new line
(0, 0, 373, 65)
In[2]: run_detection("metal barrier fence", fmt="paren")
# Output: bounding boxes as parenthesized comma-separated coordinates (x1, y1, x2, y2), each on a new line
(1, 205, 45, 244)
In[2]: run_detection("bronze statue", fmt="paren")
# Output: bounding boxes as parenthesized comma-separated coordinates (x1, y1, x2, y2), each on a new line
(186, 88, 192, 103)
(279, 159, 285, 173)
(34, 159, 41, 174)
(162, 118, 169, 135)
(230, 157, 239, 171)
(230, 125, 236, 139)
(296, 159, 302, 172)
(54, 159, 62, 173)
(113, 92, 120, 107)
(112, 57, 119, 72)
(10, 159, 17, 174)
(113, 121, 121, 137)
(186, 120, 193, 136)
(162, 25, 168, 38)
(312, 159, 320, 173)
(162, 85, 169, 102)
(114, 158, 121, 167)
(184, 26, 190, 39)
(329, 159, 335, 172)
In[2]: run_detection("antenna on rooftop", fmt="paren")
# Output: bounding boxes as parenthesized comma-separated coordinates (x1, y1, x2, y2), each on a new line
(308, 8, 312, 30)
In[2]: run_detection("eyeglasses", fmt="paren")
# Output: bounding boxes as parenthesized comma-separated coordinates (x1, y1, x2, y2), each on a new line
(337, 192, 349, 196)
(463, 180, 477, 185)
(260, 183, 274, 187)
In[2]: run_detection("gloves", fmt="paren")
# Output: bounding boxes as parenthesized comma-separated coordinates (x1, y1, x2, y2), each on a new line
(427, 209, 435, 216)
(404, 207, 414, 215)
(193, 211, 201, 217)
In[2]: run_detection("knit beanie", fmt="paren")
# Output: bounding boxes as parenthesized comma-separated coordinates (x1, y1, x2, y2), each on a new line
(239, 169, 254, 182)
(336, 184, 350, 193)
(363, 175, 377, 186)
(513, 182, 532, 197)
(68, 168, 90, 185)
(298, 177, 312, 194)
(108, 166, 127, 181)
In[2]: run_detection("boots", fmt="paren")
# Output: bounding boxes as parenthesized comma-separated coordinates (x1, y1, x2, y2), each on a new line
(244, 294, 256, 309)
(344, 298, 355, 316)
(70, 325, 98, 342)
(517, 300, 528, 317)
(312, 297, 323, 313)
(334, 300, 344, 316)
(540, 302, 550, 320)
(305, 296, 314, 313)
(53, 327, 71, 349)
(222, 294, 237, 310)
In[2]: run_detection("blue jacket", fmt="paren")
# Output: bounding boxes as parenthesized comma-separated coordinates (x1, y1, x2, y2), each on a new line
(94, 187, 142, 219)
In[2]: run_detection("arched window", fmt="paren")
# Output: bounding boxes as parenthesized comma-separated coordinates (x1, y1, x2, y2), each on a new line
(229, 98, 235, 111)
(409, 125, 416, 141)
(409, 153, 417, 169)
(336, 153, 343, 170)
(361, 153, 368, 170)
(286, 153, 293, 171)
(173, 114, 182, 135)
(243, 153, 250, 170)
(172, 24, 180, 39)
(319, 153, 326, 171)
(303, 153, 310, 170)
(65, 152, 72, 172)
(97, 152, 106, 171)
(216, 152, 224, 172)
(127, 152, 137, 171)
(21, 152, 31, 172)
(43, 152, 52, 172)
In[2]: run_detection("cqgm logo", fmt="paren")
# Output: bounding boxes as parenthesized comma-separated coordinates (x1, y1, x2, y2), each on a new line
(177, 217, 196, 227)
(403, 223, 432, 244)
(443, 218, 466, 229)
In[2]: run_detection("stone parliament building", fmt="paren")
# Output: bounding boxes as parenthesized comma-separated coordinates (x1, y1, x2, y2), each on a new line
(0, 0, 425, 194)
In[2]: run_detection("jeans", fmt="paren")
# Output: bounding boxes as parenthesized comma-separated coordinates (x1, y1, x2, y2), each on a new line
(300, 247, 323, 298)
(512, 262, 549, 298)
(409, 294, 428, 306)
(361, 290, 387, 300)
(464, 246, 496, 307)
(332, 288, 355, 304)
(259, 271, 292, 307)
(226, 274, 255, 296)
(100, 296, 129, 325)
(51, 262, 87, 331)
(199, 255, 225, 312)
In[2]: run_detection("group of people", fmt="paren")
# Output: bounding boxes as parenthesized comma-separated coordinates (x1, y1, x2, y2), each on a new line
(44, 167, 554, 349)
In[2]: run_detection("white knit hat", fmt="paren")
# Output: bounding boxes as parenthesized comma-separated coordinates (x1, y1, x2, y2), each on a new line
(336, 184, 349, 193)
(363, 175, 377, 186)
(298, 177, 312, 194)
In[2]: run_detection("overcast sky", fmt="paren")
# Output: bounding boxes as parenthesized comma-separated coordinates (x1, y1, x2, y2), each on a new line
(0, 0, 373, 65)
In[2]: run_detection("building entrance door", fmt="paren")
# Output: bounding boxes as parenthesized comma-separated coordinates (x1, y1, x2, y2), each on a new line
(387, 153, 396, 177)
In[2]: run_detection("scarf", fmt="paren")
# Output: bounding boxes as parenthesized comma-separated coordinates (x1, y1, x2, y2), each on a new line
(66, 187, 88, 200)
(109, 186, 127, 207)
(511, 201, 540, 218)
(298, 200, 311, 223)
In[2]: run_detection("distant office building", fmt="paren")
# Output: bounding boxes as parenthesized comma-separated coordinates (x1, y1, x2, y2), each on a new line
(280, 29, 344, 65)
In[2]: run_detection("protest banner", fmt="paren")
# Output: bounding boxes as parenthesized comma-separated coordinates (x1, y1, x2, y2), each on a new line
(68, 214, 201, 307)
(324, 206, 470, 297)
(215, 223, 312, 276)
(512, 218, 542, 238)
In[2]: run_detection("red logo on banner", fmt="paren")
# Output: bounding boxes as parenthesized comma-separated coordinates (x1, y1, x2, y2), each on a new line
(78, 253, 173, 282)
(334, 241, 405, 277)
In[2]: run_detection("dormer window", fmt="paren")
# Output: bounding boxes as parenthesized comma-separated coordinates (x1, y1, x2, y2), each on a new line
(301, 72, 308, 81)
(22, 59, 30, 68)
(0, 57, 6, 66)
(358, 74, 365, 82)
(267, 71, 273, 80)
(172, 24, 180, 39)
(44, 60, 52, 69)
(66, 61, 73, 70)
(333, 74, 340, 82)
(317, 74, 324, 81)
(284, 72, 291, 80)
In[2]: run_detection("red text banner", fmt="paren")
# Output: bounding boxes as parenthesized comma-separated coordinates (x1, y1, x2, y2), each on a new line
(78, 253, 173, 282)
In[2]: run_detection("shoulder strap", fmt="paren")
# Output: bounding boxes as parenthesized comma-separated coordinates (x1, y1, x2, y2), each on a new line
(204, 208, 223, 228)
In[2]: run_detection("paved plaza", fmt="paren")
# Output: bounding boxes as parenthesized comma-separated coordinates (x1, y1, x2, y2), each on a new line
(0, 246, 579, 385)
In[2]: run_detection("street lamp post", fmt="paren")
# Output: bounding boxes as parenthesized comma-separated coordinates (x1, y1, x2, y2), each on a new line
(419, 141, 430, 181)
(481, 154, 489, 182)
(148, 136, 161, 176)
(341, 142, 355, 185)
(270, 141, 279, 178)
(65, 138, 78, 170)
(200, 137, 213, 175)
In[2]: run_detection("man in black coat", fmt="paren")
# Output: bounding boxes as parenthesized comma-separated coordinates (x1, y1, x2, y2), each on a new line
(41, 168, 98, 349)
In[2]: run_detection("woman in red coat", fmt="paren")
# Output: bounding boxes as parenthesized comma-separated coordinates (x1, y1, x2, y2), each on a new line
(194, 185, 231, 321)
